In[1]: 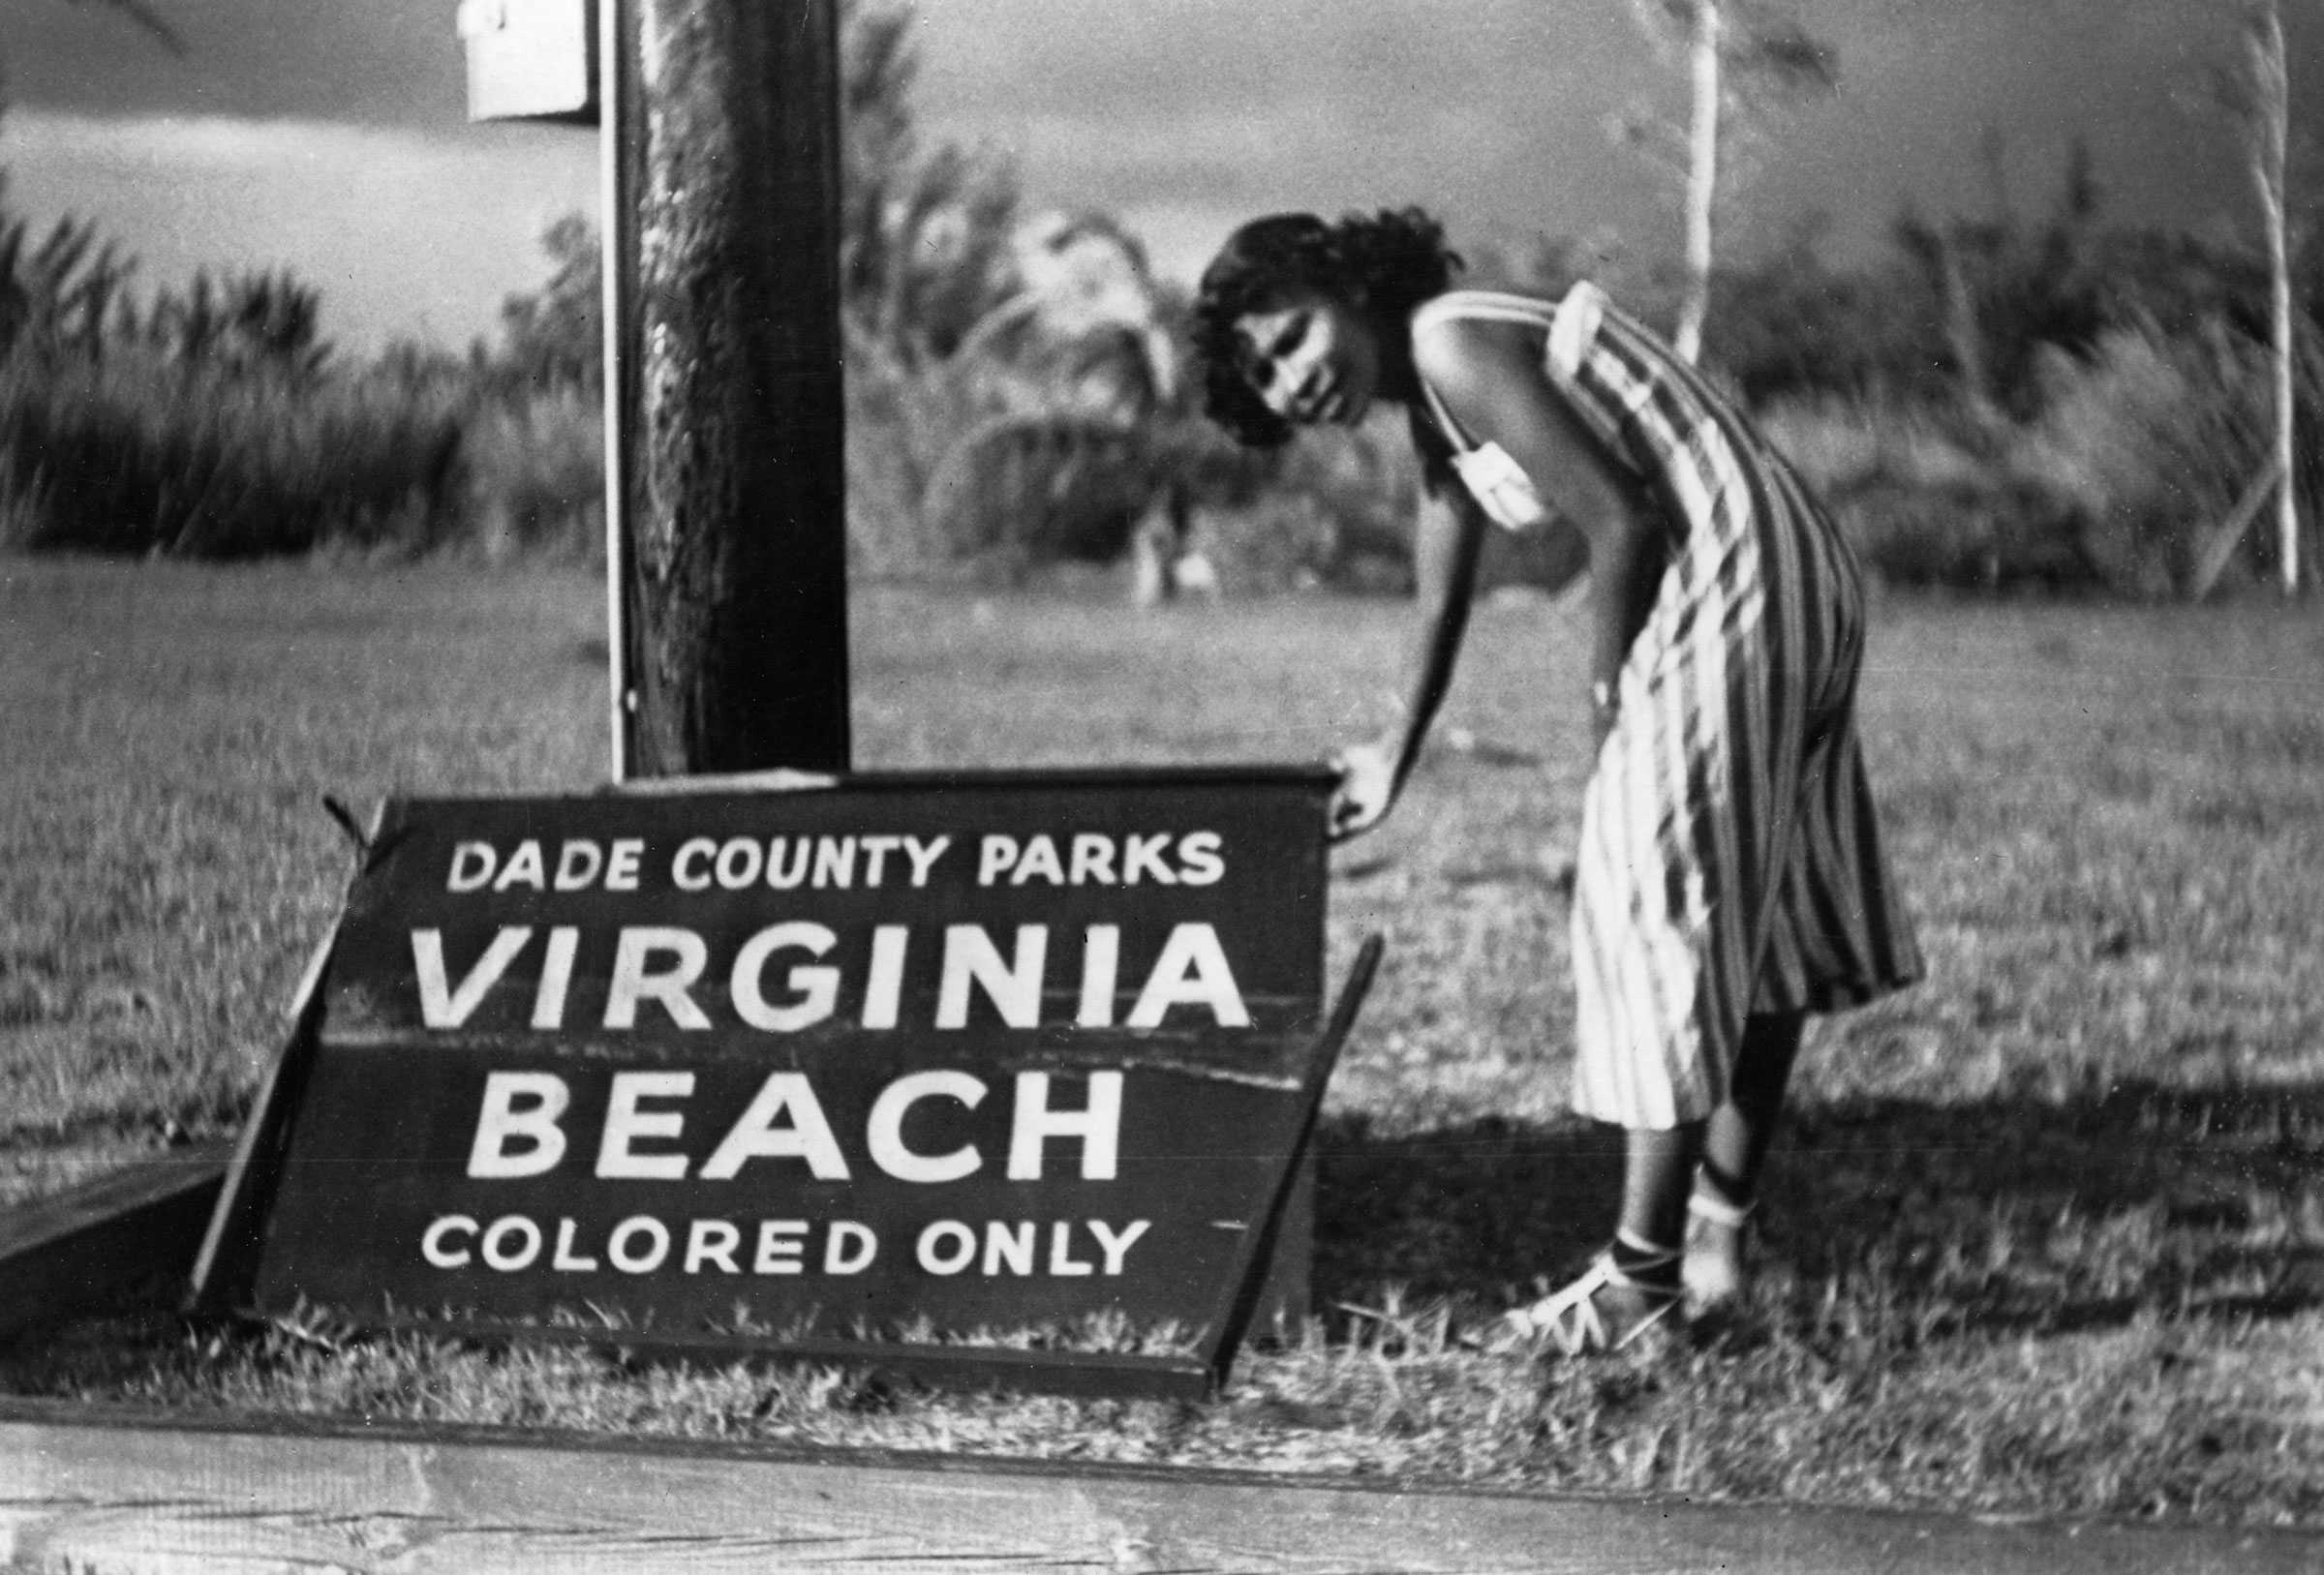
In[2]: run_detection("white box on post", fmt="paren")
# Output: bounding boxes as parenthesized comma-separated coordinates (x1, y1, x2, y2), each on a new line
(457, 0, 597, 123)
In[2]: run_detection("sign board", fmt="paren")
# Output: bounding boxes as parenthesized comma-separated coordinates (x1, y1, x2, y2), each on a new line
(457, 0, 596, 123)
(193, 769, 1372, 1398)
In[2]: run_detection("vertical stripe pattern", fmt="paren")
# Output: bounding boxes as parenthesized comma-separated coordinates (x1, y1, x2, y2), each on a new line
(1418, 286, 1923, 1129)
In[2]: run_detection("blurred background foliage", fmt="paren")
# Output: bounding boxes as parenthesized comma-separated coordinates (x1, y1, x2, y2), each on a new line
(0, 0, 2315, 599)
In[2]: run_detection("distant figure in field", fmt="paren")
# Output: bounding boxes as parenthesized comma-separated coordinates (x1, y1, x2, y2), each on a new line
(1194, 209, 1922, 1355)
(990, 212, 1214, 603)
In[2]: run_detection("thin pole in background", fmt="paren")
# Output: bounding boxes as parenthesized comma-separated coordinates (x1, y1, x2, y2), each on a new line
(598, 0, 637, 781)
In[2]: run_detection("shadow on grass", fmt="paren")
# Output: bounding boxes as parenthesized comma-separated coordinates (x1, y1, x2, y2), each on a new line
(1312, 1079, 2324, 1338)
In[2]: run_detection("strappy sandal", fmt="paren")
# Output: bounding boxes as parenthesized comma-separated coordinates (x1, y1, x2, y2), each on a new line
(1683, 1186, 1756, 1315)
(1500, 1247, 1681, 1357)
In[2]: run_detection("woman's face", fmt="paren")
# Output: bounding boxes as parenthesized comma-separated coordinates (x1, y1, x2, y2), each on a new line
(1233, 291, 1381, 428)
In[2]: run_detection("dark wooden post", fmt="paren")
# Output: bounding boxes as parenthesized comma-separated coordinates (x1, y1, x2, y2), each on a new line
(607, 0, 851, 777)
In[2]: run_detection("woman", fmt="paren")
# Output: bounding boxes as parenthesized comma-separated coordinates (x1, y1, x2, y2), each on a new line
(1195, 209, 1922, 1355)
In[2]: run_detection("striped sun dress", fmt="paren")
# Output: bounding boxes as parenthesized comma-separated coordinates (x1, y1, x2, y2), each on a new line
(1413, 284, 1922, 1130)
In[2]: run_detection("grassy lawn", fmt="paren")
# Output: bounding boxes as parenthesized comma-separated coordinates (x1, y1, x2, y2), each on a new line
(3, 554, 2322, 1526)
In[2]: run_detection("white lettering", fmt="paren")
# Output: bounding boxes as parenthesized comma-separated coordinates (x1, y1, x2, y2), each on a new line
(825, 1221, 877, 1274)
(754, 1220, 808, 1275)
(492, 839, 546, 892)
(552, 1217, 599, 1271)
(604, 839, 644, 891)
(1069, 833, 1116, 885)
(859, 833, 902, 884)
(607, 1216, 672, 1274)
(1010, 833, 1065, 886)
(552, 839, 603, 891)
(1006, 1072, 1122, 1180)
(530, 926, 579, 1029)
(685, 1219, 742, 1274)
(421, 1214, 476, 1268)
(918, 1220, 976, 1275)
(414, 926, 532, 1028)
(1076, 925, 1119, 1027)
(866, 1071, 986, 1183)
(935, 924, 1047, 1028)
(467, 1072, 568, 1177)
(596, 1071, 695, 1179)
(812, 837, 857, 888)
(1177, 831, 1225, 886)
(729, 923, 840, 1032)
(861, 924, 908, 1029)
(902, 834, 950, 887)
(1088, 1218, 1151, 1276)
(1047, 1221, 1094, 1276)
(977, 834, 1019, 886)
(765, 837, 810, 890)
(698, 1073, 850, 1181)
(481, 1214, 542, 1271)
(604, 927, 712, 1029)
(1121, 833, 1177, 885)
(983, 1220, 1035, 1275)
(714, 836, 763, 890)
(1128, 923, 1250, 1027)
(447, 842, 496, 893)
(671, 837, 716, 893)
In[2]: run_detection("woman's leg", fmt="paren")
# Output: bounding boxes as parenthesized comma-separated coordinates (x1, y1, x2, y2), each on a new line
(1701, 1011, 1807, 1202)
(1687, 1011, 1807, 1308)
(1618, 1120, 1704, 1271)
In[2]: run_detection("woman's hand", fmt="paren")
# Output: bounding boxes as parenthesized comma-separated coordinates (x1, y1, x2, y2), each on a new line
(1328, 738, 1398, 842)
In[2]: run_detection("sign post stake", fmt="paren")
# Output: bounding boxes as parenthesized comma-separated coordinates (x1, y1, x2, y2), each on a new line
(1206, 933, 1381, 1389)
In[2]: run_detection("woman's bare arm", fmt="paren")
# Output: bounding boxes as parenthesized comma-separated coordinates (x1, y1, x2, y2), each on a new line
(1330, 483, 1488, 840)
(1388, 484, 1488, 781)
(1411, 316, 1666, 742)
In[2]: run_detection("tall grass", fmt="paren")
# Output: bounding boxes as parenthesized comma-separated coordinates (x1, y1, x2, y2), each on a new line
(458, 385, 604, 563)
(1765, 312, 2318, 598)
(1758, 396, 2084, 591)
(0, 343, 467, 559)
(0, 244, 2307, 602)
(2022, 315, 2316, 598)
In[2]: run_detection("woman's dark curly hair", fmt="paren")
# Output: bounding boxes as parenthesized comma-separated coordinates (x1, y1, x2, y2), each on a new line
(1193, 207, 1462, 450)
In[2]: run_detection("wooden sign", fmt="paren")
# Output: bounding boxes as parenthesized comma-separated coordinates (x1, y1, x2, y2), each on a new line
(192, 769, 1374, 1398)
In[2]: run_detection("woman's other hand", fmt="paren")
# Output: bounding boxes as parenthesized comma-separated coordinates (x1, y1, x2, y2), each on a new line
(1328, 739, 1398, 842)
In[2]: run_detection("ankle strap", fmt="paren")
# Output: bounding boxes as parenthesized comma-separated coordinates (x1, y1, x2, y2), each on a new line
(1612, 1226, 1680, 1266)
(1688, 1189, 1756, 1229)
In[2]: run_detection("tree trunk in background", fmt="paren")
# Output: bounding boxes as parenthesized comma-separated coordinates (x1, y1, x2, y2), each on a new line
(2248, 4, 2297, 594)
(1623, 0, 1836, 367)
(1673, 0, 1722, 365)
(1936, 226, 2000, 429)
(615, 0, 851, 775)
